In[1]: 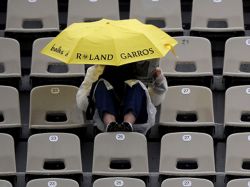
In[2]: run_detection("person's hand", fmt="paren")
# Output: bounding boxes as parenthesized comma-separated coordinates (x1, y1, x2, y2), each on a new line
(152, 67, 162, 79)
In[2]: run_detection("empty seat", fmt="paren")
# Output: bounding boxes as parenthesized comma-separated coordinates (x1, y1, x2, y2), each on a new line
(6, 0, 59, 32)
(93, 177, 145, 187)
(30, 38, 85, 87)
(159, 132, 215, 176)
(0, 180, 12, 187)
(29, 85, 85, 130)
(26, 133, 82, 176)
(224, 86, 250, 132)
(191, 0, 244, 33)
(227, 179, 250, 187)
(92, 132, 148, 177)
(26, 178, 79, 187)
(67, 0, 120, 26)
(129, 0, 183, 33)
(0, 133, 16, 176)
(160, 36, 213, 86)
(162, 178, 214, 187)
(0, 86, 21, 129)
(159, 86, 214, 130)
(225, 133, 250, 177)
(223, 37, 250, 87)
(0, 37, 21, 87)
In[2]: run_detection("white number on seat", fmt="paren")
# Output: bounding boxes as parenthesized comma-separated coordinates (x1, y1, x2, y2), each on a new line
(48, 181, 57, 187)
(246, 39, 250, 46)
(49, 135, 59, 142)
(182, 180, 192, 187)
(213, 0, 222, 3)
(114, 180, 124, 186)
(89, 0, 98, 2)
(116, 134, 125, 141)
(182, 135, 192, 142)
(248, 181, 250, 187)
(28, 0, 37, 2)
(181, 88, 191, 95)
(246, 88, 250, 95)
(51, 87, 60, 94)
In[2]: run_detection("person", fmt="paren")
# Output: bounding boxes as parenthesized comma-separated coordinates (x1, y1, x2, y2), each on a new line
(76, 60, 168, 134)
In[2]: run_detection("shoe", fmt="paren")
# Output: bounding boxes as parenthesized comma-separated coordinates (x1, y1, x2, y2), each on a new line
(106, 121, 133, 132)
(106, 121, 119, 132)
(120, 122, 133, 132)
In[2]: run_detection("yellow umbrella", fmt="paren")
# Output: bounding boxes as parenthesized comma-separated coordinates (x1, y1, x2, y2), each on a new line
(41, 19, 177, 66)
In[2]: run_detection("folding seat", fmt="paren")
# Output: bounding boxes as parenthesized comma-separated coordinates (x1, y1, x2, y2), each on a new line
(159, 132, 215, 177)
(191, 0, 244, 34)
(26, 133, 82, 176)
(162, 178, 214, 187)
(159, 86, 214, 133)
(29, 85, 85, 130)
(67, 0, 120, 26)
(223, 37, 250, 87)
(26, 178, 79, 187)
(160, 36, 213, 86)
(227, 179, 250, 187)
(30, 38, 85, 87)
(0, 133, 16, 177)
(225, 133, 250, 177)
(93, 177, 145, 187)
(224, 86, 250, 134)
(0, 86, 21, 130)
(129, 0, 183, 33)
(5, 0, 59, 33)
(0, 37, 21, 88)
(0, 180, 12, 187)
(92, 132, 148, 177)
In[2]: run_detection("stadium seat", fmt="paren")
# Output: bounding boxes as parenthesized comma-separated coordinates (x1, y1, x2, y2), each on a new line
(227, 179, 250, 187)
(129, 0, 183, 33)
(30, 38, 85, 87)
(92, 132, 149, 177)
(26, 178, 79, 187)
(162, 178, 214, 187)
(26, 133, 82, 176)
(191, 0, 244, 33)
(0, 133, 16, 176)
(160, 36, 213, 86)
(225, 133, 250, 177)
(0, 37, 21, 88)
(159, 86, 214, 132)
(67, 0, 120, 26)
(29, 85, 85, 130)
(93, 177, 146, 187)
(5, 0, 59, 32)
(0, 180, 12, 187)
(224, 86, 250, 133)
(159, 132, 215, 177)
(223, 37, 250, 87)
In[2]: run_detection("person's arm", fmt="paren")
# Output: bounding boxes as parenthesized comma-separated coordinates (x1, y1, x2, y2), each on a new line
(76, 65, 105, 111)
(148, 67, 168, 106)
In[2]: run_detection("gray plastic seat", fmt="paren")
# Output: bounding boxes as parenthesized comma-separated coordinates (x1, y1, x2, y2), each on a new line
(29, 85, 85, 130)
(26, 178, 79, 187)
(129, 0, 183, 33)
(30, 38, 85, 86)
(160, 132, 215, 176)
(159, 86, 214, 128)
(191, 0, 244, 33)
(224, 86, 250, 129)
(160, 36, 213, 82)
(162, 178, 214, 187)
(0, 133, 16, 176)
(227, 179, 250, 187)
(93, 177, 145, 187)
(0, 37, 21, 87)
(6, 0, 59, 32)
(26, 133, 82, 175)
(92, 132, 149, 177)
(67, 0, 120, 26)
(223, 37, 250, 82)
(0, 180, 12, 187)
(225, 133, 250, 176)
(0, 86, 21, 129)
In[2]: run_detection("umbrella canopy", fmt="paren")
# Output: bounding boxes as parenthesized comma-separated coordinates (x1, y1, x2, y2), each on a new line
(41, 19, 177, 66)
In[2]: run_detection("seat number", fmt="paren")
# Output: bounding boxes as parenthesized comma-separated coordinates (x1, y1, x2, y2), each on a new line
(182, 180, 192, 186)
(114, 180, 124, 186)
(49, 135, 59, 142)
(48, 181, 57, 187)
(116, 134, 125, 141)
(182, 135, 192, 142)
(181, 88, 191, 95)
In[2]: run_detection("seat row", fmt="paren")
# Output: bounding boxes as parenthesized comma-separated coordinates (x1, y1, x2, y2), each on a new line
(1, 0, 245, 33)
(1, 36, 250, 88)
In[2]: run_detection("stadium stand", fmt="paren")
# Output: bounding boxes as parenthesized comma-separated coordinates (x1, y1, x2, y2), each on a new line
(0, 0, 249, 186)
